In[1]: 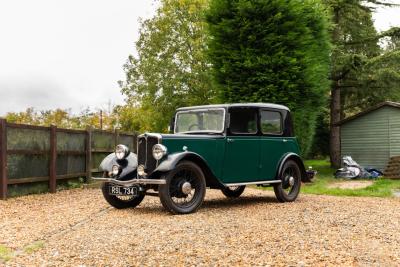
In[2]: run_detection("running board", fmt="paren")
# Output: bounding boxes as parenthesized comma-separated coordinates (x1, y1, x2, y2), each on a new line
(224, 180, 281, 187)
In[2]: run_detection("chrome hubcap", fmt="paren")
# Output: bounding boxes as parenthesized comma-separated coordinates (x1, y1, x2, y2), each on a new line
(181, 182, 192, 195)
(288, 176, 295, 186)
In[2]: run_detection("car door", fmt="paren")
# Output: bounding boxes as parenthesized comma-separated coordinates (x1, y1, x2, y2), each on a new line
(222, 107, 260, 183)
(259, 109, 287, 180)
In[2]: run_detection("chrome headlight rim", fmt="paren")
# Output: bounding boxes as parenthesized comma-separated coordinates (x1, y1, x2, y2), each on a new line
(115, 144, 130, 160)
(152, 144, 167, 160)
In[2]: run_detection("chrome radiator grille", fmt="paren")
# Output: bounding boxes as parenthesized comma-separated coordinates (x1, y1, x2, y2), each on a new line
(137, 135, 159, 174)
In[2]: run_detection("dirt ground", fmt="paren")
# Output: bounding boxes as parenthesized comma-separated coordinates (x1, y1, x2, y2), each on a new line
(327, 181, 374, 189)
(1, 187, 400, 266)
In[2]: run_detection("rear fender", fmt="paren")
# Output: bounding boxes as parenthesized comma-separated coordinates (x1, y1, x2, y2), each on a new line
(276, 152, 307, 182)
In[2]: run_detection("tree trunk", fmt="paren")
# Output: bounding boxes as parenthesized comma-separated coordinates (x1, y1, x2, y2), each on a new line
(330, 81, 341, 168)
(329, 7, 342, 168)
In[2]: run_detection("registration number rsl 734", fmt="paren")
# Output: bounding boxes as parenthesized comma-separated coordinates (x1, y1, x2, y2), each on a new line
(109, 185, 138, 196)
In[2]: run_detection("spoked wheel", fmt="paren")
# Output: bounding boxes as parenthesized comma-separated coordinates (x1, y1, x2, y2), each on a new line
(101, 173, 145, 209)
(273, 160, 301, 202)
(158, 161, 206, 214)
(221, 185, 246, 198)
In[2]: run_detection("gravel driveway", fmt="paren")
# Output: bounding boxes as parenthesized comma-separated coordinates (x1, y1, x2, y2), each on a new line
(1, 187, 400, 266)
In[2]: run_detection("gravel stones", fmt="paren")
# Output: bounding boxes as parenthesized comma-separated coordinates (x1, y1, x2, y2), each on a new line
(1, 188, 400, 266)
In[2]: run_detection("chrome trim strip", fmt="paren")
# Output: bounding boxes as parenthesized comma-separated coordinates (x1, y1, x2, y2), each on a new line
(92, 177, 166, 186)
(224, 180, 281, 187)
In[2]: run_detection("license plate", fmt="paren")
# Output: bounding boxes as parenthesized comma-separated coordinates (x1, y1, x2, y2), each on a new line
(109, 185, 138, 196)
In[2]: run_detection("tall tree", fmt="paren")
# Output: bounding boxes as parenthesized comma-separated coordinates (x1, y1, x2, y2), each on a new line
(120, 0, 215, 133)
(326, 0, 400, 167)
(206, 0, 331, 156)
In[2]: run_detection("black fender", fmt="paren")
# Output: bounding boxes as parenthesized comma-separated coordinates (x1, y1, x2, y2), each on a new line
(152, 151, 223, 188)
(99, 152, 138, 180)
(276, 152, 307, 182)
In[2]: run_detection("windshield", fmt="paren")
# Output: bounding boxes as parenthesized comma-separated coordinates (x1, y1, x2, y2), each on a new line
(174, 108, 225, 134)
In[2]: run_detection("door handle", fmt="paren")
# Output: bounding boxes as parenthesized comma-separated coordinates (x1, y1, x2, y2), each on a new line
(227, 138, 234, 143)
(282, 139, 288, 143)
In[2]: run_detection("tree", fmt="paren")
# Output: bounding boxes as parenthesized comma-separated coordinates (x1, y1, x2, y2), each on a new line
(325, 0, 400, 167)
(120, 0, 215, 133)
(206, 0, 331, 156)
(4, 107, 117, 130)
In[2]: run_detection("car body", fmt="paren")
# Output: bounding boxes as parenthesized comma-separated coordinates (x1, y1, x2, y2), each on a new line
(93, 103, 310, 214)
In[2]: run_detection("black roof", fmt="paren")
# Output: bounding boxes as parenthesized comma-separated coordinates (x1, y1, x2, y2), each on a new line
(176, 103, 290, 112)
(337, 101, 400, 126)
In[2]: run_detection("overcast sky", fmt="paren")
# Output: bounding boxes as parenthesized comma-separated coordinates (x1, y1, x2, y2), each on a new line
(0, 0, 399, 116)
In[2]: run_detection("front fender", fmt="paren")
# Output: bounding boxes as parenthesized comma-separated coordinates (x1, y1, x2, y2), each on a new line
(99, 152, 138, 179)
(153, 151, 223, 188)
(276, 152, 307, 182)
(154, 151, 194, 172)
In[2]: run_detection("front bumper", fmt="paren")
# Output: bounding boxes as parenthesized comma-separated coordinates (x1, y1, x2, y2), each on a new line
(92, 177, 166, 186)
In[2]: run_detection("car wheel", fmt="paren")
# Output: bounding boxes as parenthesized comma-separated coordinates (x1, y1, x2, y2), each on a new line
(273, 160, 301, 202)
(158, 161, 206, 214)
(221, 185, 246, 198)
(101, 173, 145, 209)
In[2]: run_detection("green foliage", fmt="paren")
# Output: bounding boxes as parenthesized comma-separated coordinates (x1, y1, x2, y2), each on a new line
(206, 0, 331, 155)
(309, 108, 330, 158)
(120, 0, 215, 133)
(4, 107, 118, 130)
(326, 0, 400, 116)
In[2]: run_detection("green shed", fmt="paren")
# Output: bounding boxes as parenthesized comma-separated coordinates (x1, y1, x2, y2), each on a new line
(338, 101, 400, 171)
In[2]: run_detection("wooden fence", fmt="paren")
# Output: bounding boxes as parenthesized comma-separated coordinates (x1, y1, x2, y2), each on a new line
(0, 118, 137, 199)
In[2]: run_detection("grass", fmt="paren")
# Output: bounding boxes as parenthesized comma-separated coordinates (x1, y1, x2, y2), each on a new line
(0, 241, 45, 262)
(23, 241, 44, 254)
(0, 245, 13, 262)
(302, 159, 400, 197)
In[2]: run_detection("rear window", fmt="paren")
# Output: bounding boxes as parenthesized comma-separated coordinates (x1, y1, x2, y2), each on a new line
(229, 108, 258, 134)
(261, 110, 282, 134)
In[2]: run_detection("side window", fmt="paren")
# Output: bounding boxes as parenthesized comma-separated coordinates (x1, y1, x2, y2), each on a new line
(229, 108, 258, 134)
(261, 110, 282, 135)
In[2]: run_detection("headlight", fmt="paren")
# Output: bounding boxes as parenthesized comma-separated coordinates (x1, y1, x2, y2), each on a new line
(152, 144, 167, 160)
(115, 144, 130, 160)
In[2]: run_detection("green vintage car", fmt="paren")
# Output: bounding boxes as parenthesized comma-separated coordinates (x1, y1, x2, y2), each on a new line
(93, 103, 310, 214)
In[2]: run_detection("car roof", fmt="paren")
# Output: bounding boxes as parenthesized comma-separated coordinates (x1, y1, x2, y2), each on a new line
(176, 103, 290, 111)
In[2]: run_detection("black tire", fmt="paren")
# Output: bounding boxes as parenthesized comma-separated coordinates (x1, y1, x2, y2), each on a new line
(101, 181, 145, 209)
(273, 160, 301, 202)
(221, 185, 246, 198)
(158, 161, 206, 214)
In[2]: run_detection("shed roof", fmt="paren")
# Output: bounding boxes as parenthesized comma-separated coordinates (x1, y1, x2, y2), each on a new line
(337, 101, 400, 126)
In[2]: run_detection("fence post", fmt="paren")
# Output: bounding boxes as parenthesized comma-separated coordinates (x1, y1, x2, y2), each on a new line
(49, 125, 57, 193)
(86, 126, 92, 183)
(0, 118, 7, 200)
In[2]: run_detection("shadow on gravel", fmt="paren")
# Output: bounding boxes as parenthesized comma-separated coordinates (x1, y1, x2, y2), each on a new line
(202, 195, 278, 211)
(114, 195, 279, 216)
